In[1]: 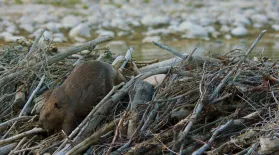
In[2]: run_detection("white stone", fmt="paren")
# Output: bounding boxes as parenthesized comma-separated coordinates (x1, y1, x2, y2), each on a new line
(42, 22, 60, 32)
(142, 36, 161, 43)
(19, 24, 34, 33)
(19, 15, 33, 25)
(200, 17, 216, 26)
(3, 34, 25, 42)
(5, 24, 18, 34)
(95, 29, 115, 38)
(220, 25, 230, 33)
(224, 34, 232, 40)
(117, 31, 130, 37)
(62, 15, 82, 28)
(178, 21, 208, 38)
(110, 18, 130, 30)
(251, 14, 269, 25)
(53, 33, 67, 42)
(205, 26, 216, 33)
(145, 28, 169, 36)
(233, 14, 251, 26)
(33, 13, 57, 24)
(69, 23, 91, 39)
(272, 25, 279, 31)
(141, 15, 169, 26)
(30, 29, 53, 41)
(231, 26, 248, 37)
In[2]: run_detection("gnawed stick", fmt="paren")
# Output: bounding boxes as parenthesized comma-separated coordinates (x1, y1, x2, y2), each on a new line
(66, 118, 120, 155)
(0, 116, 33, 128)
(0, 128, 44, 146)
(24, 29, 45, 60)
(19, 75, 45, 116)
(153, 41, 185, 59)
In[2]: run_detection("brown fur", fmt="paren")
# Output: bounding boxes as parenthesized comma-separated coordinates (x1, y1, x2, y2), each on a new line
(39, 60, 126, 135)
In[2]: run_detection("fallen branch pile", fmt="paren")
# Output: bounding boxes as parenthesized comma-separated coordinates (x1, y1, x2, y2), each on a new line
(1, 30, 279, 155)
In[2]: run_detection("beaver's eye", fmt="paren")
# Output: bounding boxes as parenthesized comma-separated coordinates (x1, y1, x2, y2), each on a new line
(54, 102, 61, 109)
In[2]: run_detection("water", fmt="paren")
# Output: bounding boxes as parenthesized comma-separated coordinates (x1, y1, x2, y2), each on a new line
(102, 29, 279, 62)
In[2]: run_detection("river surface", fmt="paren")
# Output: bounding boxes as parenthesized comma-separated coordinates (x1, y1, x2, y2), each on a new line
(96, 28, 279, 61)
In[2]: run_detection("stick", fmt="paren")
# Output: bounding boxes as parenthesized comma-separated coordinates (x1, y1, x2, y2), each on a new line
(192, 120, 233, 155)
(209, 30, 266, 102)
(0, 128, 44, 146)
(153, 41, 185, 59)
(66, 119, 120, 155)
(0, 36, 113, 89)
(24, 29, 45, 60)
(19, 75, 45, 116)
(0, 116, 33, 128)
(120, 47, 134, 71)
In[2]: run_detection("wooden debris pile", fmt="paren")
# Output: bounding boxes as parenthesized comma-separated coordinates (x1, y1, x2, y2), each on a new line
(1, 30, 279, 155)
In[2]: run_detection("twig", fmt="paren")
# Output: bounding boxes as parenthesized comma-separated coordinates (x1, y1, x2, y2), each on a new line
(106, 112, 127, 155)
(192, 120, 233, 155)
(0, 36, 113, 89)
(0, 116, 33, 128)
(209, 30, 266, 102)
(245, 143, 259, 155)
(120, 47, 134, 71)
(19, 75, 45, 116)
(8, 137, 27, 155)
(0, 128, 44, 146)
(24, 29, 45, 60)
(153, 41, 186, 59)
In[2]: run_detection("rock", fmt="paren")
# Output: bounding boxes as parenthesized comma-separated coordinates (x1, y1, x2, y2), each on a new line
(4, 34, 25, 42)
(220, 25, 230, 33)
(69, 23, 91, 39)
(18, 15, 33, 25)
(110, 18, 130, 30)
(30, 29, 53, 41)
(141, 15, 169, 26)
(231, 26, 248, 37)
(200, 17, 216, 26)
(117, 31, 130, 37)
(53, 33, 67, 43)
(42, 22, 60, 32)
(5, 24, 18, 34)
(224, 34, 232, 40)
(145, 28, 169, 36)
(272, 25, 279, 31)
(95, 29, 115, 38)
(113, 0, 127, 5)
(232, 14, 251, 26)
(33, 13, 57, 24)
(142, 36, 161, 43)
(251, 14, 269, 26)
(61, 15, 82, 28)
(19, 24, 34, 33)
(178, 21, 208, 38)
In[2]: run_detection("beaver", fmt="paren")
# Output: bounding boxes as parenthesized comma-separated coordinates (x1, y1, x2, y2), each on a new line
(39, 60, 126, 135)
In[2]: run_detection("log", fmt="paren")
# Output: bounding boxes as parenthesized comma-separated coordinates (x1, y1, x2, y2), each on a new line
(127, 80, 154, 138)
(0, 143, 17, 155)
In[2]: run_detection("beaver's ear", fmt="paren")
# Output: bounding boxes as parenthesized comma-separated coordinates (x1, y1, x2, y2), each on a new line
(54, 102, 61, 109)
